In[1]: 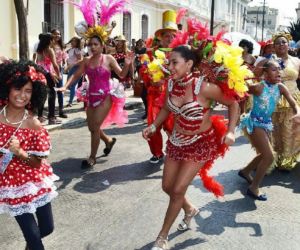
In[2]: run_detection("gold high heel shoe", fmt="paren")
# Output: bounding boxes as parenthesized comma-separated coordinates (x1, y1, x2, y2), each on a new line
(151, 235, 169, 250)
(177, 207, 199, 231)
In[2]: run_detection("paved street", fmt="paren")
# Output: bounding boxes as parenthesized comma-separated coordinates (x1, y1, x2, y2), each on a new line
(0, 103, 300, 250)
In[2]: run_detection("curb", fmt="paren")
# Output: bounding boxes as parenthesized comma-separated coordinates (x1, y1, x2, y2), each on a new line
(46, 101, 143, 132)
(46, 117, 87, 132)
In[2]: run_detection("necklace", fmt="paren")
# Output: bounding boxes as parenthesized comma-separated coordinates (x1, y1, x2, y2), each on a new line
(0, 106, 27, 174)
(2, 105, 28, 125)
(170, 73, 195, 98)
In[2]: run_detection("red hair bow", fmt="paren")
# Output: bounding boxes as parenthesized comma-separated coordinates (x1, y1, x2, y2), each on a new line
(27, 66, 47, 84)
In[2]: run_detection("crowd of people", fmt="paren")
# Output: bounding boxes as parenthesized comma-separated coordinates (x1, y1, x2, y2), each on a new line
(0, 1, 300, 250)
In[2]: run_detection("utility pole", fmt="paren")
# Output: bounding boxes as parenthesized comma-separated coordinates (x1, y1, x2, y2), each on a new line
(210, 0, 215, 35)
(261, 0, 266, 41)
(255, 6, 259, 40)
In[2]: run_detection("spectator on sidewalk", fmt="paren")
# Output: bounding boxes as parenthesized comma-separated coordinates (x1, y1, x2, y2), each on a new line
(51, 29, 68, 118)
(111, 35, 134, 89)
(134, 39, 147, 119)
(65, 37, 83, 107)
(36, 33, 62, 125)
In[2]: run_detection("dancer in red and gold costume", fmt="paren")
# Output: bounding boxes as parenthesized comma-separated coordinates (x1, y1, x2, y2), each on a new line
(140, 10, 177, 164)
(143, 16, 252, 250)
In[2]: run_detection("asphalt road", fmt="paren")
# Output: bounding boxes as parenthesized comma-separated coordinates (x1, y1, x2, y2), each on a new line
(1, 107, 300, 250)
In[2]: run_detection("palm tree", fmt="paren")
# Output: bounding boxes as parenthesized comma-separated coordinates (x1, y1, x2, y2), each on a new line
(288, 19, 300, 42)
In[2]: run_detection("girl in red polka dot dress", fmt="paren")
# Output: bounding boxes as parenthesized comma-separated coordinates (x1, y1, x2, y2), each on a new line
(0, 60, 58, 250)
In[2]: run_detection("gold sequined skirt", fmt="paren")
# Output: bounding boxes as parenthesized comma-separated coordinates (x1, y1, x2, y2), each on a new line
(271, 92, 300, 170)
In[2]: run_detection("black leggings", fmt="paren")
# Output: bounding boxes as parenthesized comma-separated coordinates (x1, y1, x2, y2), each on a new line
(141, 84, 148, 114)
(38, 73, 56, 119)
(15, 203, 54, 250)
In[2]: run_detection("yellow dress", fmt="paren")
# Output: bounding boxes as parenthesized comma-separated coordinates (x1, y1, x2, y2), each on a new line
(271, 55, 300, 169)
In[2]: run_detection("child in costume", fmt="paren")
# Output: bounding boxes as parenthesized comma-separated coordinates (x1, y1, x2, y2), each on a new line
(60, 0, 133, 169)
(0, 61, 58, 250)
(254, 32, 300, 170)
(239, 60, 300, 201)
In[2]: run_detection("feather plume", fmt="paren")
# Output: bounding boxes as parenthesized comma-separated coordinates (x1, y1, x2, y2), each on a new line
(176, 8, 187, 24)
(65, 0, 98, 26)
(213, 29, 231, 45)
(98, 0, 129, 26)
(145, 37, 154, 48)
(187, 18, 210, 41)
(169, 31, 189, 48)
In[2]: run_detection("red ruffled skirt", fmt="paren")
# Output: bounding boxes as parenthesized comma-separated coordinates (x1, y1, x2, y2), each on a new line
(166, 115, 228, 197)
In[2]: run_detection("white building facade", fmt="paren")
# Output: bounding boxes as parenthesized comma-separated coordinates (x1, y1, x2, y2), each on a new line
(1, 0, 252, 59)
(112, 0, 253, 41)
(246, 6, 279, 41)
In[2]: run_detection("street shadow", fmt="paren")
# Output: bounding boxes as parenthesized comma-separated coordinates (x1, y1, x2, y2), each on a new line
(191, 169, 250, 196)
(51, 157, 108, 190)
(73, 160, 163, 193)
(261, 163, 300, 194)
(136, 230, 206, 250)
(195, 198, 262, 237)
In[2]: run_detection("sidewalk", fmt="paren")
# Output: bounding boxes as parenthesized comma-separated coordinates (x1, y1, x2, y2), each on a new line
(44, 89, 143, 132)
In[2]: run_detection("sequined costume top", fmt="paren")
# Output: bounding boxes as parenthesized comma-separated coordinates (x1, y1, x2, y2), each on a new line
(85, 57, 111, 107)
(167, 75, 211, 146)
(240, 81, 280, 134)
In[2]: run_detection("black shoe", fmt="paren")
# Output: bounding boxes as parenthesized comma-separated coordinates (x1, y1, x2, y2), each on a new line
(81, 159, 95, 169)
(48, 117, 62, 125)
(246, 189, 267, 201)
(103, 138, 117, 156)
(59, 112, 68, 118)
(149, 155, 163, 164)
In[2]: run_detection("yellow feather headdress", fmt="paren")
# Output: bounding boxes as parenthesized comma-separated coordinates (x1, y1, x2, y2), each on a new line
(85, 25, 109, 43)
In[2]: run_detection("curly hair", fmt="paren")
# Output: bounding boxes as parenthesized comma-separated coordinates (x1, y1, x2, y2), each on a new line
(0, 60, 48, 112)
(239, 39, 254, 54)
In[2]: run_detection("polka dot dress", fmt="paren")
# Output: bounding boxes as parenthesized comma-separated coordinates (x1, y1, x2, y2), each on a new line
(0, 123, 58, 216)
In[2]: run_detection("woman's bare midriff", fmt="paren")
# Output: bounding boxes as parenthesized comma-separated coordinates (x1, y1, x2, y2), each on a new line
(173, 111, 212, 135)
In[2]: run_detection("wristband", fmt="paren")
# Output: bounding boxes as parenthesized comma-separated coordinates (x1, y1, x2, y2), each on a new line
(150, 124, 157, 133)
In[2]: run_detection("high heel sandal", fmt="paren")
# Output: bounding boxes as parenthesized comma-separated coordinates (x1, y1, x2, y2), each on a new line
(177, 207, 199, 231)
(151, 235, 169, 250)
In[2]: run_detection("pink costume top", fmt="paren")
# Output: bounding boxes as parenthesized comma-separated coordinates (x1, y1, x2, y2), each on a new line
(53, 46, 67, 66)
(37, 54, 52, 73)
(85, 56, 111, 107)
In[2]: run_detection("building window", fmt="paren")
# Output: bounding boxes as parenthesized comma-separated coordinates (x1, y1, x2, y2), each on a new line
(123, 13, 131, 42)
(232, 0, 236, 14)
(141, 14, 148, 40)
(43, 0, 64, 38)
(268, 20, 272, 25)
